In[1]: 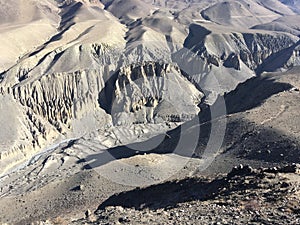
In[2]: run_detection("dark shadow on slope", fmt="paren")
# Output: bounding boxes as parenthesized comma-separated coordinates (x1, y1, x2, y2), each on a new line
(27, 26, 69, 58)
(58, 1, 83, 29)
(102, 0, 115, 10)
(43, 51, 65, 74)
(97, 177, 225, 210)
(80, 115, 300, 171)
(222, 117, 300, 163)
(223, 75, 293, 114)
(98, 71, 119, 114)
(78, 113, 210, 169)
(27, 2, 82, 58)
(194, 75, 293, 124)
(79, 127, 191, 170)
(97, 167, 270, 211)
(71, 25, 95, 43)
(81, 75, 297, 170)
(96, 164, 296, 211)
(183, 23, 211, 52)
(0, 71, 5, 82)
(255, 40, 300, 75)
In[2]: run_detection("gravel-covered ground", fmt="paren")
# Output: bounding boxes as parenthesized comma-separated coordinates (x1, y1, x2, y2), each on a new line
(40, 164, 300, 225)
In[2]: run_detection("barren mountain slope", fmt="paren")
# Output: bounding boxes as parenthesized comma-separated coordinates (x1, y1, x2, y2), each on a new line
(0, 0, 300, 224)
(1, 67, 300, 224)
(0, 0, 60, 73)
(252, 15, 300, 36)
(280, 0, 300, 13)
(74, 165, 300, 225)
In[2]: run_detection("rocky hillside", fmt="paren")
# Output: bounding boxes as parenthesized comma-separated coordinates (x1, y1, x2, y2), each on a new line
(39, 164, 300, 225)
(0, 1, 300, 224)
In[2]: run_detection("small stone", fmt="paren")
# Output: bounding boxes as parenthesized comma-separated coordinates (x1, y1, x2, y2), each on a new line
(244, 180, 250, 184)
(118, 216, 130, 223)
(72, 184, 85, 191)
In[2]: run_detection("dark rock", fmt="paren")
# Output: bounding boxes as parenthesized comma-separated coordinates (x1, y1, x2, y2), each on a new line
(223, 53, 241, 70)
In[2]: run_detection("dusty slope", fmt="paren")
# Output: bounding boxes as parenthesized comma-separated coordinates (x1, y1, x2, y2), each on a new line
(0, 0, 300, 224)
(251, 15, 300, 36)
(0, 0, 60, 73)
(73, 165, 300, 225)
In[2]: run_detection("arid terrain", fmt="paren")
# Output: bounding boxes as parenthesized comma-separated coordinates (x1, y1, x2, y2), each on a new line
(0, 0, 300, 224)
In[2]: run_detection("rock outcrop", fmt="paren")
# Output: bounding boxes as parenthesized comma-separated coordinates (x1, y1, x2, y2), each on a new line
(72, 164, 300, 225)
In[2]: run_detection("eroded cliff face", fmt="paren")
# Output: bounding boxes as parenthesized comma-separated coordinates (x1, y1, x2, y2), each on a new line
(0, 57, 204, 175)
(100, 62, 203, 125)
(0, 93, 59, 176)
(8, 60, 203, 130)
(12, 69, 106, 133)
